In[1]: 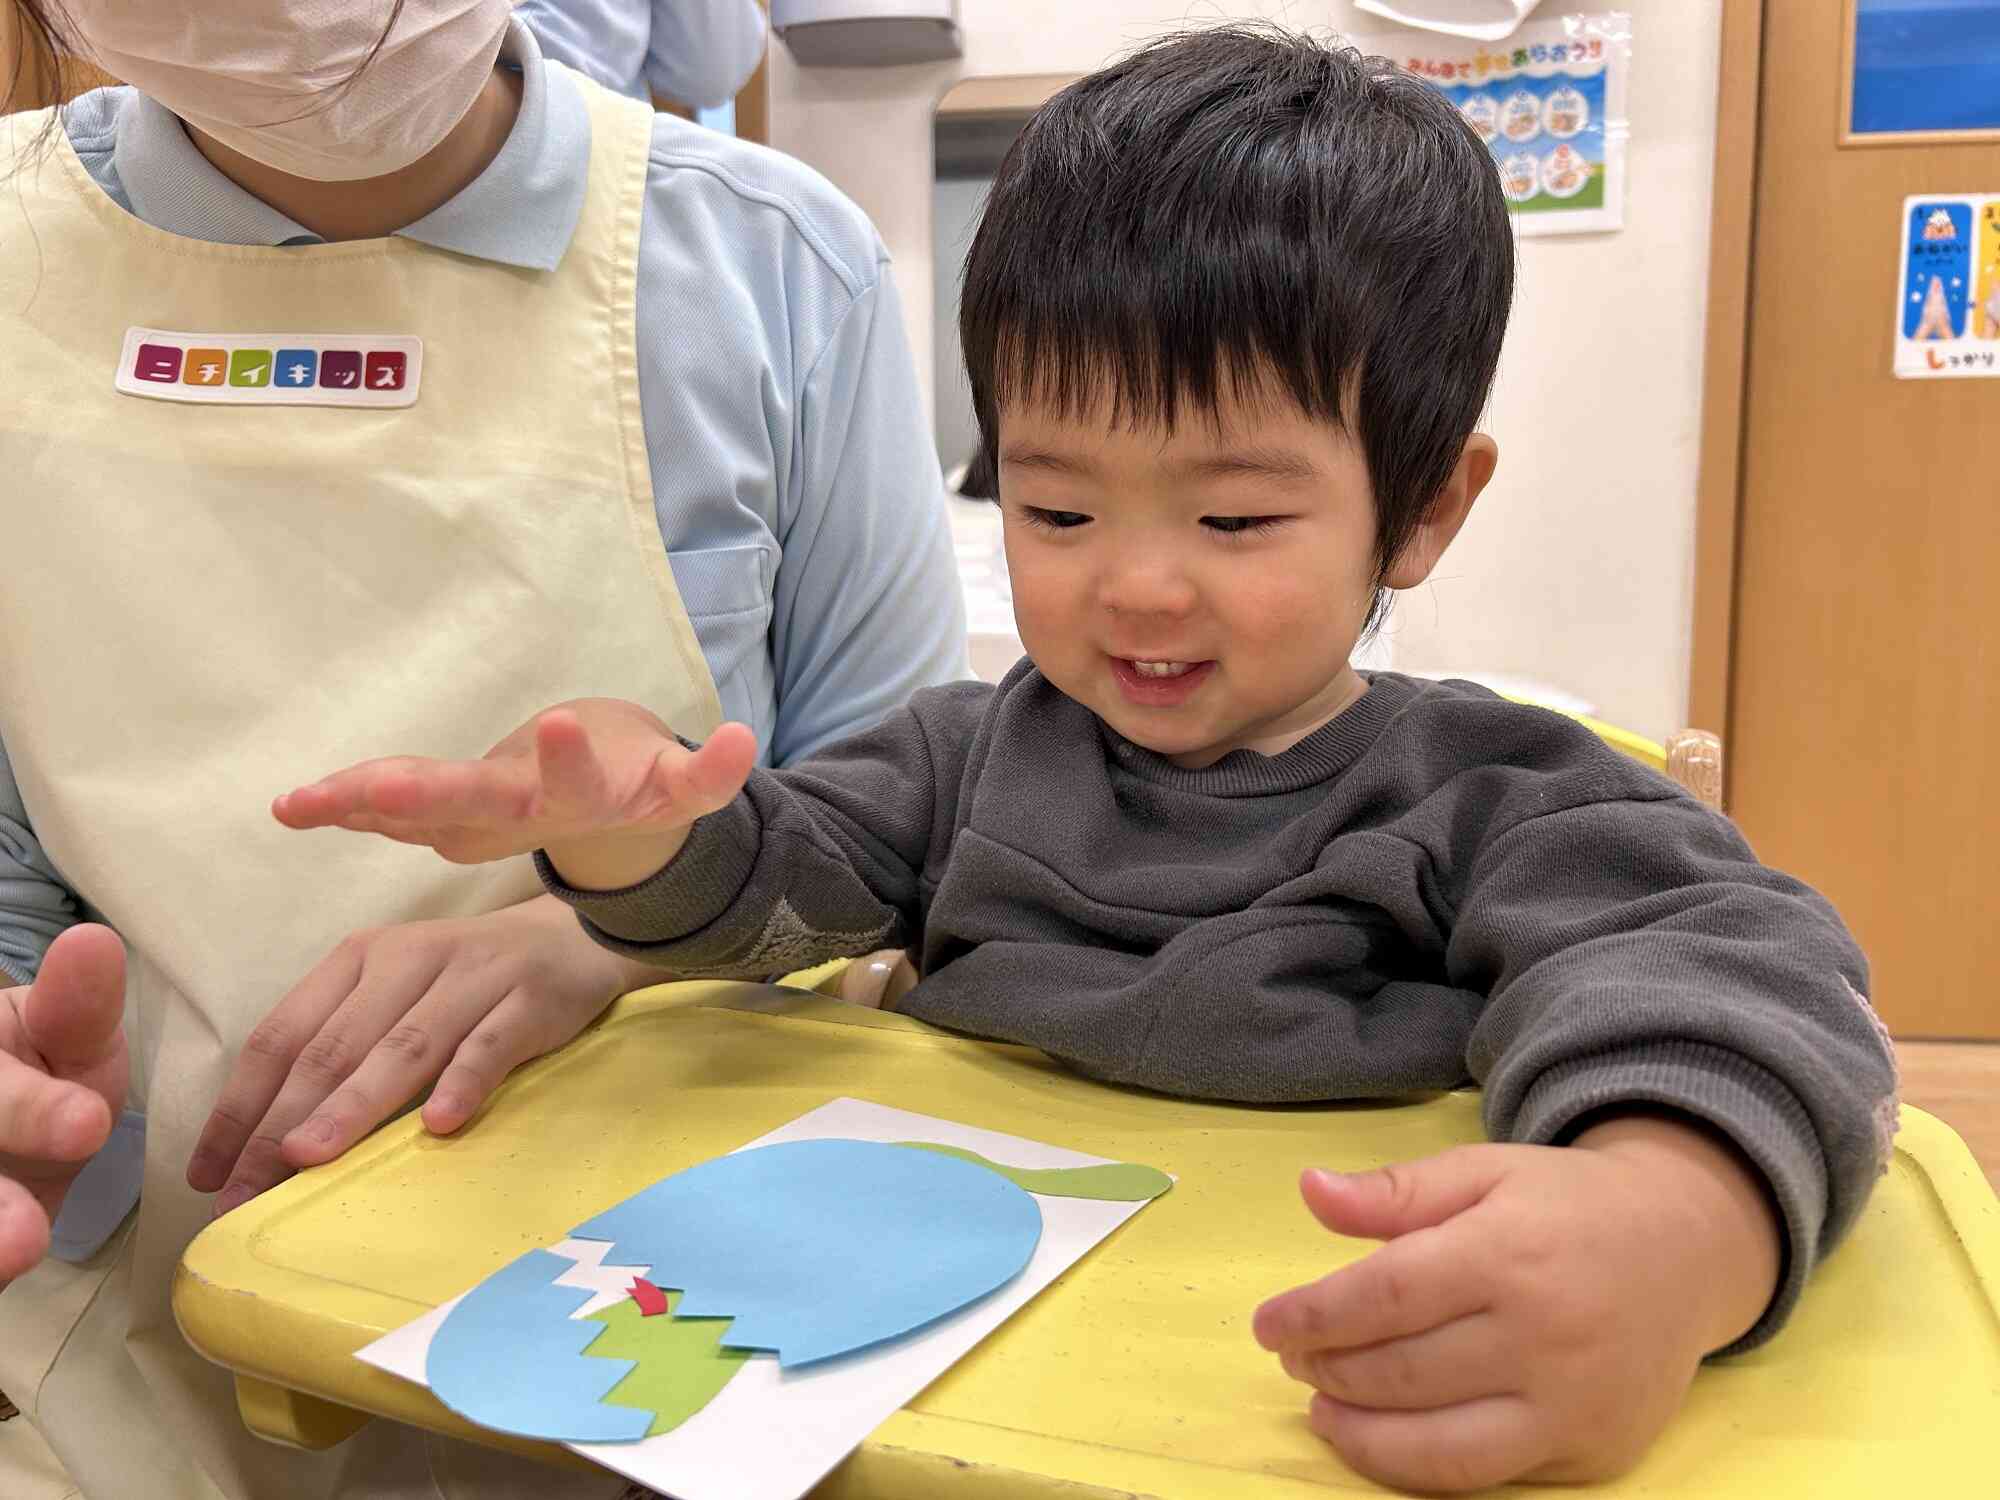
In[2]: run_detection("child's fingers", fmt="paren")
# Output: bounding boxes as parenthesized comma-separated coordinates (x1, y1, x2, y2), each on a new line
(1284, 1311, 1509, 1412)
(279, 768, 536, 846)
(272, 758, 433, 827)
(1308, 1390, 1548, 1495)
(532, 710, 614, 812)
(1253, 1224, 1488, 1354)
(271, 781, 340, 829)
(359, 759, 519, 822)
(645, 722, 757, 823)
(1300, 1147, 1509, 1242)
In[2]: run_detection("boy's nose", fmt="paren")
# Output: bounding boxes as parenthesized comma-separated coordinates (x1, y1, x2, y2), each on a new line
(1096, 555, 1198, 618)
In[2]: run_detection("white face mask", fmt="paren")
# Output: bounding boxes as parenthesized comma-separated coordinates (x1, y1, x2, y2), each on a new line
(65, 0, 514, 182)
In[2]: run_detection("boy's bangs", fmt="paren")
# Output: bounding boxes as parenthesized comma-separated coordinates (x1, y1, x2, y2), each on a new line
(981, 267, 1358, 441)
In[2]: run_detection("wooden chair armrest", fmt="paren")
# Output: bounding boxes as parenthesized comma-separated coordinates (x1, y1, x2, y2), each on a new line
(1667, 729, 1725, 812)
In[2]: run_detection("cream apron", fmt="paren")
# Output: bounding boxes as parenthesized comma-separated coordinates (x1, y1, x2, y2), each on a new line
(0, 71, 721, 1500)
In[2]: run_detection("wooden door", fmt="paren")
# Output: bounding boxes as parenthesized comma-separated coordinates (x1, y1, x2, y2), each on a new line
(1730, 1, 2000, 1036)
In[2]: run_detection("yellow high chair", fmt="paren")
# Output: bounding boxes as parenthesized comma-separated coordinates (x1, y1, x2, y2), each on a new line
(172, 715, 1996, 1499)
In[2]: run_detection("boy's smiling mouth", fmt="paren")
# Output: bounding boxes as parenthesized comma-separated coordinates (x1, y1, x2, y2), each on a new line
(1109, 656, 1216, 706)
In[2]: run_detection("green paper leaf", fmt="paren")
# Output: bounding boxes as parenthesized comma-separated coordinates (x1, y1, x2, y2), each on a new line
(583, 1291, 750, 1437)
(893, 1142, 1172, 1202)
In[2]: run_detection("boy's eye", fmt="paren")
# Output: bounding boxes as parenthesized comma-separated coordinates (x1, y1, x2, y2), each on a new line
(1022, 507, 1091, 530)
(1202, 515, 1287, 536)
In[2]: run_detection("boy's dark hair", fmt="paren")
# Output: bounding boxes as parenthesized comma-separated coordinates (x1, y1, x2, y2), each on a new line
(960, 26, 1514, 629)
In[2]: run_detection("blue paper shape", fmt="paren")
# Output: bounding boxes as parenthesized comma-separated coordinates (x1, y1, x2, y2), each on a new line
(425, 1139, 1046, 1444)
(573, 1139, 1043, 1367)
(427, 1248, 653, 1443)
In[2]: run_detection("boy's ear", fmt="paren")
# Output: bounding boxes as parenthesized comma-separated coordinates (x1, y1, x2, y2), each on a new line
(1381, 435, 1498, 590)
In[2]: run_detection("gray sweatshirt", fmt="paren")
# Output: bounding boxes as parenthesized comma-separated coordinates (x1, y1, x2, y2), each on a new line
(541, 666, 1898, 1349)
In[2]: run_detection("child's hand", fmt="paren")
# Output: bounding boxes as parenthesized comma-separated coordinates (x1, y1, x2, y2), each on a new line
(1253, 1114, 1782, 1493)
(273, 700, 757, 890)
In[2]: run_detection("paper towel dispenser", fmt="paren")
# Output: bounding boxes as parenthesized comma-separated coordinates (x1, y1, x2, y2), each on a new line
(771, 0, 963, 65)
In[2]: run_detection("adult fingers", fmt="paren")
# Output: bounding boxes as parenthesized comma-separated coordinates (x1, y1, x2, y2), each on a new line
(19, 923, 127, 1074)
(0, 1048, 111, 1165)
(208, 950, 456, 1216)
(1308, 1391, 1550, 1495)
(1254, 1220, 1491, 1355)
(1287, 1312, 1511, 1413)
(187, 937, 369, 1192)
(0, 1172, 53, 1282)
(278, 970, 537, 1168)
(417, 992, 574, 1137)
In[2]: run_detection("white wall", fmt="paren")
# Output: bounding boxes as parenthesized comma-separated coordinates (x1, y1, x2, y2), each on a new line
(931, 174, 988, 479)
(768, 2, 1722, 741)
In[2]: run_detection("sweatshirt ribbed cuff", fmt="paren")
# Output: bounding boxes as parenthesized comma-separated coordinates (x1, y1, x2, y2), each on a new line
(1505, 1040, 1826, 1356)
(534, 794, 763, 959)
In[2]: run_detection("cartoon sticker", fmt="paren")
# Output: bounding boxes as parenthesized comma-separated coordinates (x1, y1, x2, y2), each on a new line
(1460, 93, 1499, 143)
(1894, 196, 2000, 379)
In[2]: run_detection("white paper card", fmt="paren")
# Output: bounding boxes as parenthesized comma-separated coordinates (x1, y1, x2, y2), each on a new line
(357, 1098, 1164, 1500)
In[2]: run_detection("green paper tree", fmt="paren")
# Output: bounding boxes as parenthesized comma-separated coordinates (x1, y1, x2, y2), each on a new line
(572, 1146, 1171, 1438)
(583, 1290, 750, 1437)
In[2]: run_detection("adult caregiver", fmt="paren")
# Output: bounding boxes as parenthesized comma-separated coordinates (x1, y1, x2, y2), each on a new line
(0, 2, 964, 1495)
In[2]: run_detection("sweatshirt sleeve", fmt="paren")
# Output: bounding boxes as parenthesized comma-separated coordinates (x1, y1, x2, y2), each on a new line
(1448, 788, 1899, 1353)
(538, 682, 988, 978)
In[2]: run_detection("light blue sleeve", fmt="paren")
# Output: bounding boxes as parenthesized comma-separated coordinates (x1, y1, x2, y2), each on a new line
(643, 0, 768, 108)
(769, 266, 971, 766)
(631, 121, 969, 769)
(514, 0, 652, 98)
(516, 0, 767, 107)
(0, 730, 81, 985)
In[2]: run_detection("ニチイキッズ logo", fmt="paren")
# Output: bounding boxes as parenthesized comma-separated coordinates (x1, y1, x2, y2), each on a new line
(117, 329, 423, 407)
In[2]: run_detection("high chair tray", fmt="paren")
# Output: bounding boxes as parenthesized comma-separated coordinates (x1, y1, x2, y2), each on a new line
(176, 982, 1999, 1497)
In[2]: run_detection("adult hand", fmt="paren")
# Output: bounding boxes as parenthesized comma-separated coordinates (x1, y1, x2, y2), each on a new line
(187, 895, 667, 1217)
(1252, 1115, 1782, 1492)
(0, 924, 129, 1279)
(272, 699, 757, 890)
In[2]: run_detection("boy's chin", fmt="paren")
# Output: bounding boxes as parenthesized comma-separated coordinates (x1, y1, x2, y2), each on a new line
(1103, 714, 1239, 767)
(1033, 657, 1238, 762)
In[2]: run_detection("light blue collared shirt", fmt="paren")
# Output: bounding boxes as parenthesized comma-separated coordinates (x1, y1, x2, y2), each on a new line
(2, 19, 967, 1253)
(516, 0, 767, 107)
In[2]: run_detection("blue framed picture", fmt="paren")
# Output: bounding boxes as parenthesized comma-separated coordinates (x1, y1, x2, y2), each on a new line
(1848, 0, 2000, 138)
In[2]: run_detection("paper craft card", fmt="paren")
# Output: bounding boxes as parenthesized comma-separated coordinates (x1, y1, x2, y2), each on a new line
(357, 1097, 1171, 1500)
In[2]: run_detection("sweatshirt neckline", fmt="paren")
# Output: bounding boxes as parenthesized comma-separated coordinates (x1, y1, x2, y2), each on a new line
(1095, 673, 1422, 795)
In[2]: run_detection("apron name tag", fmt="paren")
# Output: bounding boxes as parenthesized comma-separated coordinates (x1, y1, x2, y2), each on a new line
(115, 328, 424, 408)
